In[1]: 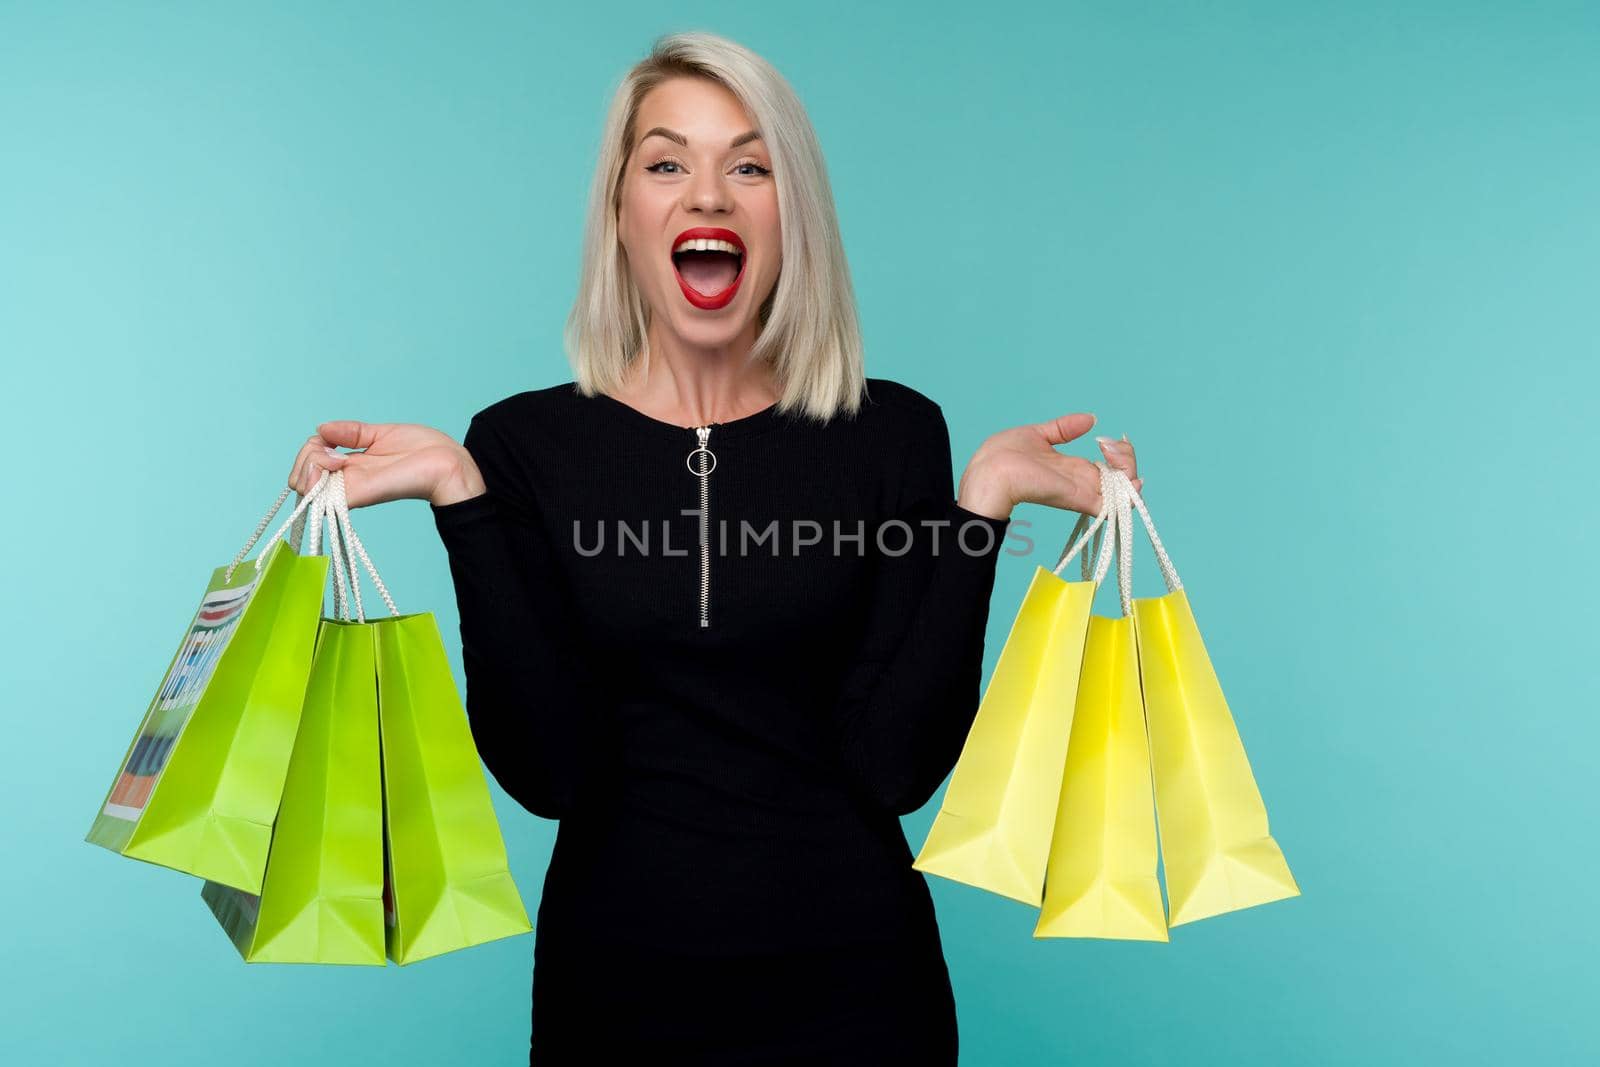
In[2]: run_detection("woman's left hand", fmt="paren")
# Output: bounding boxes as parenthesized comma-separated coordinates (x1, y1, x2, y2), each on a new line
(956, 412, 1142, 520)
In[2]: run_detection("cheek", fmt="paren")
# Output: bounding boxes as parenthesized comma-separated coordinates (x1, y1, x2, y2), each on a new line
(750, 220, 781, 274)
(616, 219, 661, 283)
(759, 213, 782, 272)
(614, 190, 658, 257)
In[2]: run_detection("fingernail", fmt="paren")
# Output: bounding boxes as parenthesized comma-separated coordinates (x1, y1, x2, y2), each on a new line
(324, 447, 341, 458)
(1095, 436, 1122, 451)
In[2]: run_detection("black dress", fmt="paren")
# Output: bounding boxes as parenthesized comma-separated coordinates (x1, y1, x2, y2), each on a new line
(430, 378, 1010, 1064)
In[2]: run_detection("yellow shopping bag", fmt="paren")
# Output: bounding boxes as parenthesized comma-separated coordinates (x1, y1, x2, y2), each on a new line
(1035, 468, 1166, 940)
(912, 482, 1117, 906)
(1117, 468, 1300, 926)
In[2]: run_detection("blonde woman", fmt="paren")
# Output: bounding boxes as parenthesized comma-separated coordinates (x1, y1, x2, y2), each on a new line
(288, 31, 1140, 1065)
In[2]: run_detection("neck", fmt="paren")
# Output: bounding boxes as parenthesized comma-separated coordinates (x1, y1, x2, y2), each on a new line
(618, 316, 779, 426)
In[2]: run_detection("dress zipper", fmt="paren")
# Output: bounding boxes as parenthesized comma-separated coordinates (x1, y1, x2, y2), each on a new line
(686, 425, 717, 628)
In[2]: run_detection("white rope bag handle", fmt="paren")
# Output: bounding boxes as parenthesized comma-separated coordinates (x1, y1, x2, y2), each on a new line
(302, 472, 359, 622)
(1050, 461, 1124, 586)
(222, 467, 399, 622)
(1100, 462, 1183, 618)
(225, 470, 337, 583)
(320, 469, 400, 623)
(225, 465, 362, 617)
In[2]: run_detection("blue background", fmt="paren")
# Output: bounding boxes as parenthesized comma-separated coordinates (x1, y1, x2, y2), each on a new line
(3, 2, 1593, 1063)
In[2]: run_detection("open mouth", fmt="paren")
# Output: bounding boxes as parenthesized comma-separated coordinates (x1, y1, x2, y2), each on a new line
(671, 228, 746, 309)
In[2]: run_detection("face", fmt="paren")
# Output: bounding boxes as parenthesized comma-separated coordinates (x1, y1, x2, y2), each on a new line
(616, 76, 781, 349)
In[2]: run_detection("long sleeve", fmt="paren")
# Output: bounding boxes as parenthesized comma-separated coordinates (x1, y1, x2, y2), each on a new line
(829, 401, 1011, 816)
(430, 411, 618, 820)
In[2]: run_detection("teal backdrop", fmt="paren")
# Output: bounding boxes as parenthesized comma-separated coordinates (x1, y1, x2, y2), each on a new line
(3, 2, 1593, 1063)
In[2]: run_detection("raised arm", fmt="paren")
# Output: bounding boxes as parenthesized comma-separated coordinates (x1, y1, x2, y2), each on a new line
(824, 389, 1147, 816)
(430, 411, 618, 820)
(829, 402, 1012, 816)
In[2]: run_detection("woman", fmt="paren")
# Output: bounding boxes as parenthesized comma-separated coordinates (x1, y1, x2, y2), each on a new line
(286, 31, 1140, 1065)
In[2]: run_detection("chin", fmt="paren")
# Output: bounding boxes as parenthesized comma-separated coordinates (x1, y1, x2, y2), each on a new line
(665, 311, 753, 347)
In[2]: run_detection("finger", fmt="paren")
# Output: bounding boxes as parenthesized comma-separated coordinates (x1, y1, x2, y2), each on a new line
(291, 452, 346, 496)
(294, 455, 325, 496)
(1035, 412, 1098, 447)
(1056, 454, 1107, 515)
(288, 436, 326, 489)
(286, 443, 340, 494)
(1095, 434, 1133, 458)
(287, 442, 315, 493)
(1095, 436, 1137, 480)
(317, 420, 384, 450)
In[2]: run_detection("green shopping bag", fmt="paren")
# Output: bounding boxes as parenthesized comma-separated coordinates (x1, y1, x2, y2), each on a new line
(378, 611, 533, 964)
(201, 476, 386, 964)
(202, 470, 530, 965)
(86, 474, 333, 892)
(201, 621, 385, 963)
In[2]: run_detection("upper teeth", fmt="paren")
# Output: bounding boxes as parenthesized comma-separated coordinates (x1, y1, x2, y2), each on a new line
(673, 238, 742, 256)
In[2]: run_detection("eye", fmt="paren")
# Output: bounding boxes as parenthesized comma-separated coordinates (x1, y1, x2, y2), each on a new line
(644, 159, 771, 177)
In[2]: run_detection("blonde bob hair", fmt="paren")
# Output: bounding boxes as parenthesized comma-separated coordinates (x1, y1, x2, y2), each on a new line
(564, 31, 867, 421)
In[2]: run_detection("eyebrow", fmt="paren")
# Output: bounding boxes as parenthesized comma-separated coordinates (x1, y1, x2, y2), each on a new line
(640, 126, 764, 150)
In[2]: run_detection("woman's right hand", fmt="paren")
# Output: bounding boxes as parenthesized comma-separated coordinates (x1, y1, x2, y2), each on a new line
(286, 421, 486, 510)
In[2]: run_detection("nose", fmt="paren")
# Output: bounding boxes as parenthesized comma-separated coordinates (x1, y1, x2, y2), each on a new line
(682, 165, 735, 214)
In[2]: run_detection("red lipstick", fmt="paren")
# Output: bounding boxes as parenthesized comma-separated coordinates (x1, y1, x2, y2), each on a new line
(671, 226, 746, 311)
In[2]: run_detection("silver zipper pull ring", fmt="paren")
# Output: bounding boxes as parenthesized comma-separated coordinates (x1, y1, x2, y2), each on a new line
(686, 426, 717, 476)
(688, 425, 715, 628)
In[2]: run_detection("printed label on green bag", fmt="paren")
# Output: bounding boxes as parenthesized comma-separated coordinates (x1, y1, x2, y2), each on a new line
(100, 572, 262, 822)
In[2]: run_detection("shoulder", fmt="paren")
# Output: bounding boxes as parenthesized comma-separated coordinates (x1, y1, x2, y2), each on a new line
(858, 377, 951, 451)
(454, 383, 588, 498)
(463, 381, 587, 452)
(470, 381, 581, 430)
(860, 376, 944, 423)
(856, 379, 956, 505)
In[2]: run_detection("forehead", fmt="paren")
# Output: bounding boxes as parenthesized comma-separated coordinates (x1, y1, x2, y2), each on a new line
(634, 76, 756, 144)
